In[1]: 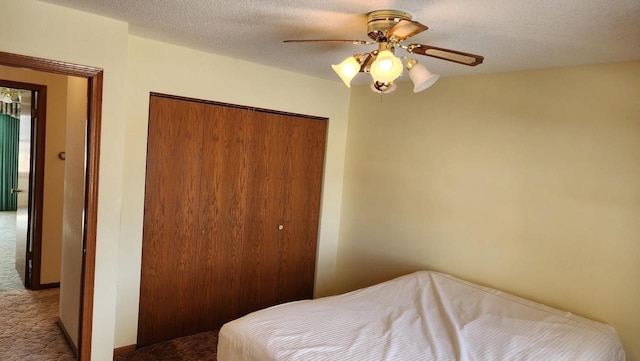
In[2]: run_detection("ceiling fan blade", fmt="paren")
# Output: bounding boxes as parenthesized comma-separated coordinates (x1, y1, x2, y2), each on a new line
(406, 44, 484, 66)
(284, 39, 374, 45)
(389, 20, 428, 41)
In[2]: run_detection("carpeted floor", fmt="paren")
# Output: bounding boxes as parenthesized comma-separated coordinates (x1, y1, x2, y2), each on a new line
(0, 211, 25, 292)
(1, 211, 219, 360)
(114, 331, 219, 361)
(0, 288, 76, 360)
(0, 211, 76, 360)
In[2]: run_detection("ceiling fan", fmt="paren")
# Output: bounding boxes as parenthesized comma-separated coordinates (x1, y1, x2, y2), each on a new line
(285, 10, 484, 94)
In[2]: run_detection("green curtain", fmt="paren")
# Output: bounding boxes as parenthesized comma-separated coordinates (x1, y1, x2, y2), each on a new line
(0, 113, 20, 211)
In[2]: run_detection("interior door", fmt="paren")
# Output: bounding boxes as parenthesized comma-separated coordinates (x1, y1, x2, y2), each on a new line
(14, 89, 34, 287)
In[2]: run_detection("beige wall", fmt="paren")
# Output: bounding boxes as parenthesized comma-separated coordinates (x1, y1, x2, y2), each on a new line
(114, 35, 351, 348)
(4, 1, 637, 360)
(1, 1, 129, 360)
(2, 1, 349, 357)
(59, 75, 88, 349)
(337, 62, 640, 360)
(0, 64, 68, 285)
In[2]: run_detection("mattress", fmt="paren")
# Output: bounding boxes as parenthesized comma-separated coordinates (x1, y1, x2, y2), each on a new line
(217, 271, 625, 361)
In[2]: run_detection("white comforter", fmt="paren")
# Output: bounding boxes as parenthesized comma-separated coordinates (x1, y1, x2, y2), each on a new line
(217, 271, 625, 361)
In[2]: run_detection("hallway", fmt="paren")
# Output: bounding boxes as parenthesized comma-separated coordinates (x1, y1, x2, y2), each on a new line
(0, 211, 23, 291)
(0, 211, 76, 360)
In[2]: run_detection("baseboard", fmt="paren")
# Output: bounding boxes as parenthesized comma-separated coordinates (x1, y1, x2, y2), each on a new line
(113, 344, 137, 358)
(57, 317, 78, 357)
(33, 282, 60, 290)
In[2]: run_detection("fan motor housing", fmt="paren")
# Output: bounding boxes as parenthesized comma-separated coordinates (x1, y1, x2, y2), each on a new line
(367, 10, 413, 41)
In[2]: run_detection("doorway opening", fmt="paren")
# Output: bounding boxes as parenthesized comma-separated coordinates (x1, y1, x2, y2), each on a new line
(0, 87, 31, 328)
(0, 81, 46, 290)
(0, 50, 103, 361)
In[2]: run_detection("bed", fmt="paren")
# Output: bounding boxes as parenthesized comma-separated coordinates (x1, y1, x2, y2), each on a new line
(217, 271, 625, 360)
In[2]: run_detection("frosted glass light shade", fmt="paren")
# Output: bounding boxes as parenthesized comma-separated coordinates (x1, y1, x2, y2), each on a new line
(332, 56, 361, 87)
(408, 62, 440, 92)
(370, 50, 403, 83)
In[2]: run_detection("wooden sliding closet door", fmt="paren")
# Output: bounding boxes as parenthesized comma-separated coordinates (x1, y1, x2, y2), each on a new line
(138, 96, 207, 347)
(139, 94, 327, 347)
(279, 115, 327, 302)
(138, 96, 252, 346)
(238, 113, 291, 316)
(192, 104, 253, 332)
(238, 112, 327, 316)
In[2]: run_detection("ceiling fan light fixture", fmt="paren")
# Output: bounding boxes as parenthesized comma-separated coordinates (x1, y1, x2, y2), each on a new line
(369, 50, 403, 83)
(286, 9, 484, 96)
(1, 87, 21, 104)
(332, 56, 361, 88)
(406, 59, 440, 93)
(370, 81, 397, 94)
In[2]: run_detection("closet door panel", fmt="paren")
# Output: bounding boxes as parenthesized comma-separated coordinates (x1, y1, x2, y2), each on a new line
(238, 112, 289, 316)
(238, 113, 327, 316)
(139, 94, 327, 346)
(193, 105, 252, 331)
(138, 96, 205, 346)
(281, 117, 327, 301)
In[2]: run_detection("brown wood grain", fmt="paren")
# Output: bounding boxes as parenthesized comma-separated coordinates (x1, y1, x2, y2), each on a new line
(237, 112, 289, 316)
(79, 69, 102, 361)
(139, 94, 327, 346)
(138, 96, 206, 346)
(193, 105, 252, 331)
(30, 83, 47, 290)
(237, 113, 327, 316)
(280, 116, 327, 302)
(112, 344, 137, 357)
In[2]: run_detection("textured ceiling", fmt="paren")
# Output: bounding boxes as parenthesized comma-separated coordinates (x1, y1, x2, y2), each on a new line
(39, 0, 640, 83)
